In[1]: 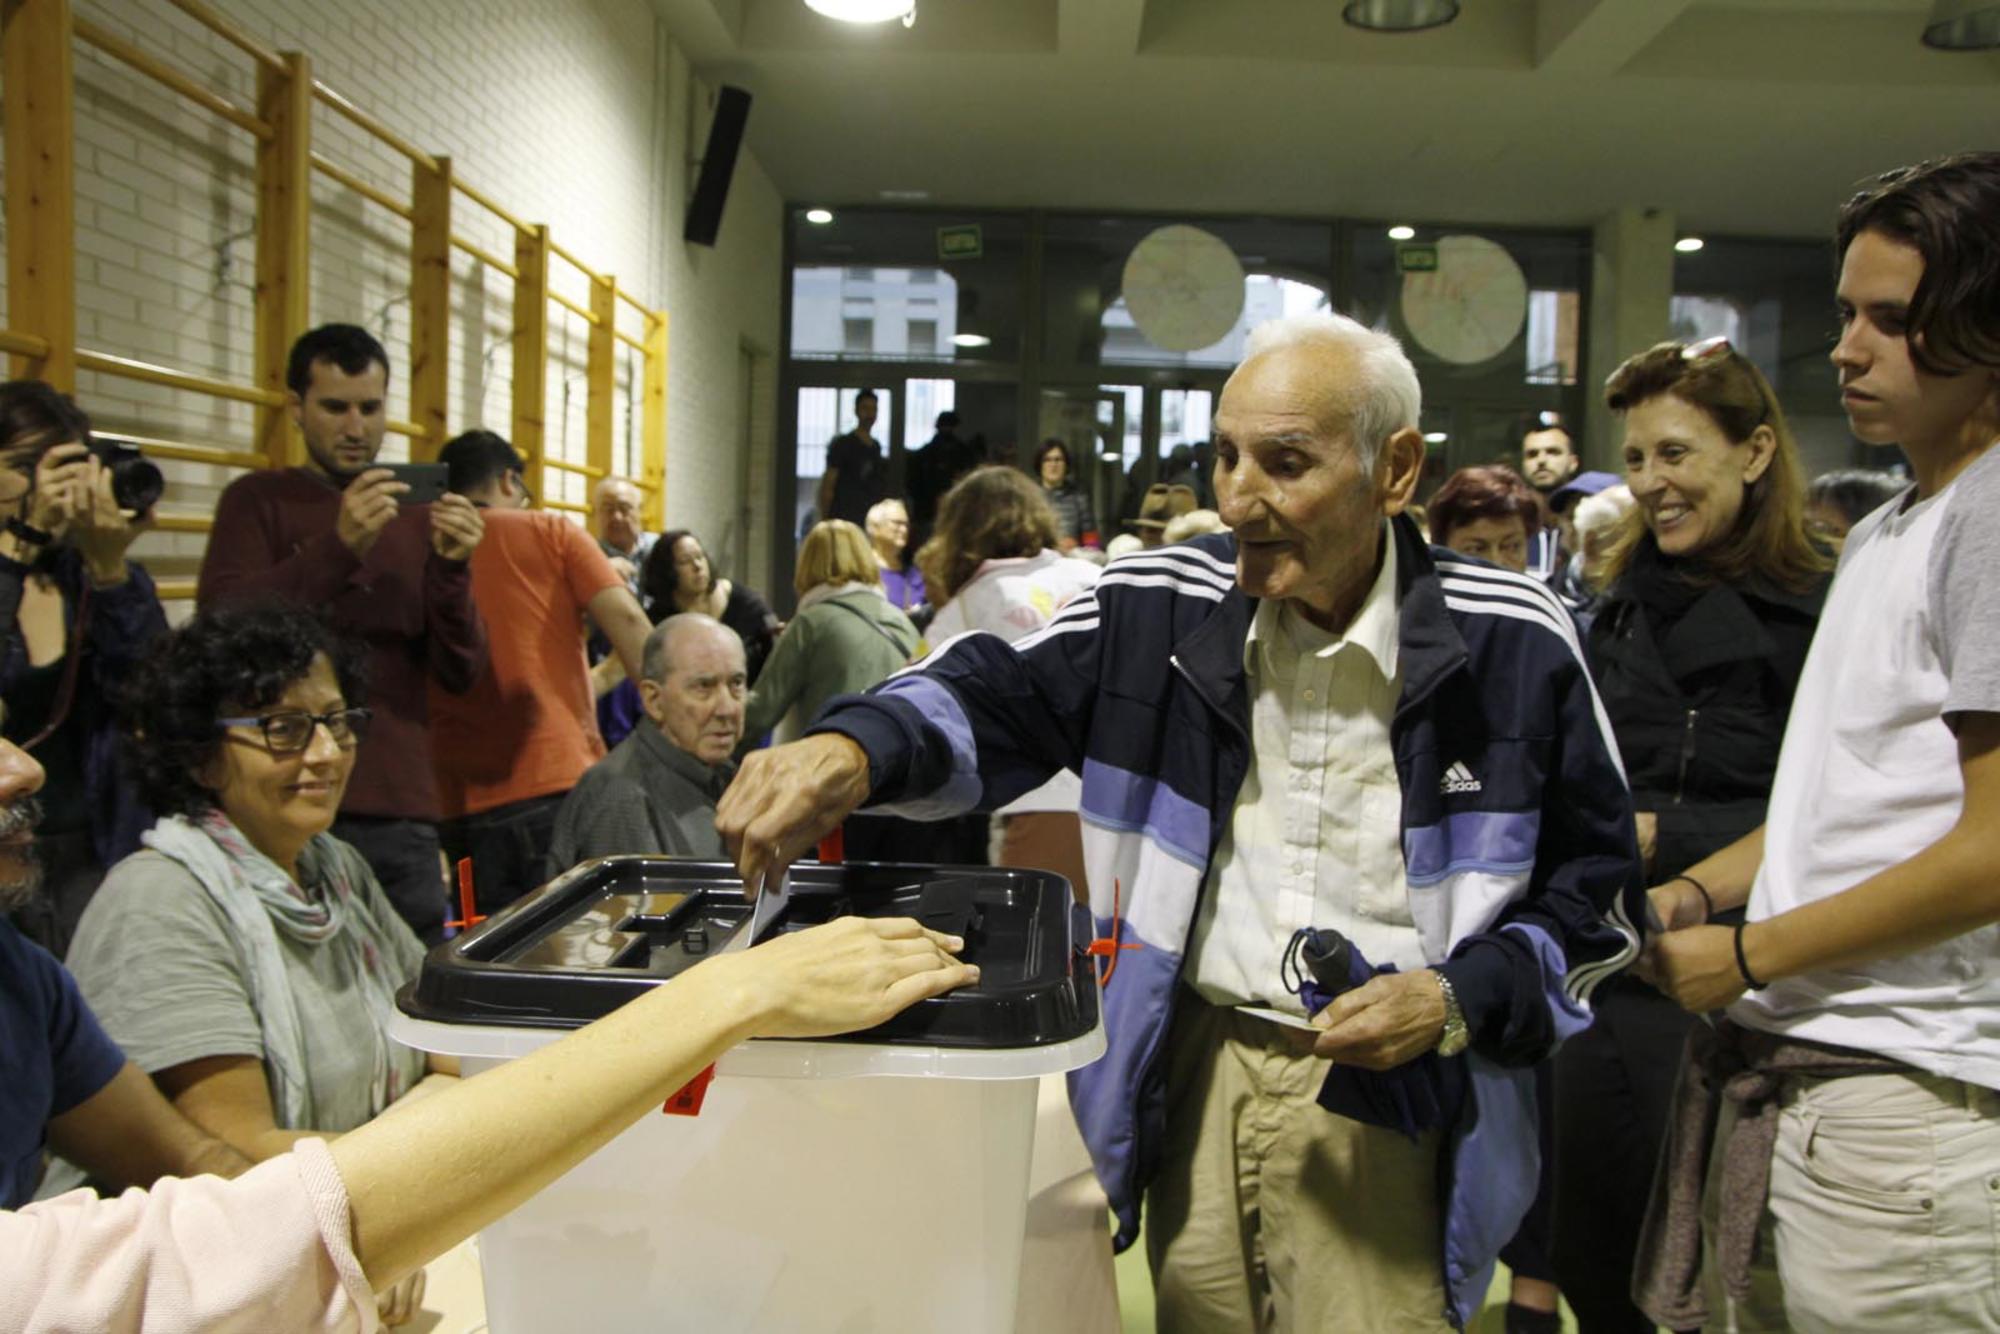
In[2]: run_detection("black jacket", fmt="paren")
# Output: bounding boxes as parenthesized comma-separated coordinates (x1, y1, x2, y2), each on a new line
(1586, 541, 1828, 879)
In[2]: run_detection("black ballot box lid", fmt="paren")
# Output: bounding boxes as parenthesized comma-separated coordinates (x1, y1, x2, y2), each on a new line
(398, 856, 1101, 1049)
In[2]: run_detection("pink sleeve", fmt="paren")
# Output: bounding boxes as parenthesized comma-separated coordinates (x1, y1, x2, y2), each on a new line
(0, 1138, 379, 1334)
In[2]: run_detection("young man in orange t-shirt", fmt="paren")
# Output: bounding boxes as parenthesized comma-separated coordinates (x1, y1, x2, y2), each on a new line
(431, 432, 652, 914)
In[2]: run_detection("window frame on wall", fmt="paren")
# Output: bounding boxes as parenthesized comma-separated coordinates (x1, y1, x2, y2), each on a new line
(775, 206, 1596, 594)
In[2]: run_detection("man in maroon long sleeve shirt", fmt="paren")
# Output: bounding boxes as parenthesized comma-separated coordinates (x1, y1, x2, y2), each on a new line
(197, 325, 488, 941)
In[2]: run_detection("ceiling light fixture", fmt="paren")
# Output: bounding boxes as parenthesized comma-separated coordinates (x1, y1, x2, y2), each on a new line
(804, 208, 834, 225)
(804, 0, 915, 26)
(1342, 0, 1461, 32)
(951, 333, 991, 348)
(1675, 236, 1705, 253)
(1923, 0, 2000, 48)
(1423, 431, 1449, 443)
(1387, 225, 1417, 241)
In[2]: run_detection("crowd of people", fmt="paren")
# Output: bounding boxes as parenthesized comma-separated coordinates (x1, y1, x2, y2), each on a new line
(2, 148, 1996, 1334)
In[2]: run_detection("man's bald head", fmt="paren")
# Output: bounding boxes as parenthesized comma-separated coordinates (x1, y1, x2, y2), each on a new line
(640, 614, 747, 765)
(593, 476, 644, 553)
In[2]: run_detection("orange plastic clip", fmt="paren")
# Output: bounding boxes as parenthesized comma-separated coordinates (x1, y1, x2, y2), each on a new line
(442, 857, 486, 933)
(1085, 878, 1141, 985)
(817, 827, 845, 865)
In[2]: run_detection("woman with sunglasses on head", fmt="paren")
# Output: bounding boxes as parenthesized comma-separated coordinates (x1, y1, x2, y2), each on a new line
(1550, 337, 1832, 1333)
(0, 382, 166, 957)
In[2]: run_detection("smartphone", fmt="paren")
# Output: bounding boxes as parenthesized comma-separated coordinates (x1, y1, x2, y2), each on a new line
(380, 461, 450, 505)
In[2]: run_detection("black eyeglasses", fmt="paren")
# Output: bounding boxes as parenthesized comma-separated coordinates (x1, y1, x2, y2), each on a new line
(216, 707, 372, 754)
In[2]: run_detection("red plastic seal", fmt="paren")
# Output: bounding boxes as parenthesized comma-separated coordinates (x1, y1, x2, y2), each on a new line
(663, 1062, 717, 1116)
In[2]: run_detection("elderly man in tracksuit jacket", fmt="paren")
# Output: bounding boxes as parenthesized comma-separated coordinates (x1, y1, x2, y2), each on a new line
(720, 312, 1645, 1332)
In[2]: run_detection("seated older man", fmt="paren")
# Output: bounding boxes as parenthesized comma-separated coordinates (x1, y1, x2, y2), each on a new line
(717, 311, 1644, 1332)
(544, 615, 746, 879)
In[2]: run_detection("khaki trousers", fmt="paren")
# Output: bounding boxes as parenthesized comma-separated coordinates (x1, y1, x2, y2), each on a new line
(1145, 991, 1452, 1334)
(1701, 1067, 2000, 1334)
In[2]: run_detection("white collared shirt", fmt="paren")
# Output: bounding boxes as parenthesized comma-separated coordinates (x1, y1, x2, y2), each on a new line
(1188, 528, 1420, 1016)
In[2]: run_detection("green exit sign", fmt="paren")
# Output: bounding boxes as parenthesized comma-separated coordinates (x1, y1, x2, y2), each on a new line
(937, 224, 983, 260)
(1396, 243, 1439, 273)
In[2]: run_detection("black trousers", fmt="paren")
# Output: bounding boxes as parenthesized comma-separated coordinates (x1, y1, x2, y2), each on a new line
(332, 814, 447, 946)
(439, 792, 568, 919)
(1552, 975, 1697, 1333)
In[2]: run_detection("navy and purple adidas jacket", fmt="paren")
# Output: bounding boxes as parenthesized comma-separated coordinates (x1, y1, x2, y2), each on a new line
(811, 515, 1645, 1326)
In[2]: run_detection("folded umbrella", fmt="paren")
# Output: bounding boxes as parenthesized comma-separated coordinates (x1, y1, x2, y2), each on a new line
(1282, 927, 1467, 1142)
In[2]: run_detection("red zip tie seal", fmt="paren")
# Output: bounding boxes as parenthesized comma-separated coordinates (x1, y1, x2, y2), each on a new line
(442, 857, 486, 934)
(1084, 878, 1140, 986)
(665, 829, 846, 1117)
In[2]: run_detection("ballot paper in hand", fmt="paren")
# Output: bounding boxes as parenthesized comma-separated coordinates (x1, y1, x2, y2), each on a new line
(733, 867, 791, 952)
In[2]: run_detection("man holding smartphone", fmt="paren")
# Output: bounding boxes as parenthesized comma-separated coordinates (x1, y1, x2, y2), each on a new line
(197, 324, 488, 943)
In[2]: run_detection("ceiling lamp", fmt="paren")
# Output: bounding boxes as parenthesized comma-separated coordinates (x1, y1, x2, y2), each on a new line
(1387, 225, 1417, 241)
(804, 0, 916, 25)
(1675, 237, 1705, 253)
(1342, 0, 1461, 32)
(1923, 0, 2000, 48)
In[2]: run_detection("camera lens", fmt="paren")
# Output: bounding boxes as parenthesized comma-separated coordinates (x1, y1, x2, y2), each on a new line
(111, 457, 165, 515)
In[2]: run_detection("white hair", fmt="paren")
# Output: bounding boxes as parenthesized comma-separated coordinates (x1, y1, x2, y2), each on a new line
(1573, 485, 1635, 544)
(1240, 311, 1422, 471)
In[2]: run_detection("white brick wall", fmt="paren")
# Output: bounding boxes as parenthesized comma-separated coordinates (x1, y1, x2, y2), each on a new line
(2, 0, 782, 603)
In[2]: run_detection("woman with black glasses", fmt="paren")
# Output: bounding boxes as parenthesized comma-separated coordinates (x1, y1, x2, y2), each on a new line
(1553, 338, 1832, 1333)
(57, 606, 436, 1222)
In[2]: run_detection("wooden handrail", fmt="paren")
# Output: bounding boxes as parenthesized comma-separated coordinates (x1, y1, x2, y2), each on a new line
(74, 17, 270, 141)
(77, 348, 283, 407)
(613, 326, 647, 353)
(154, 579, 198, 601)
(96, 429, 267, 472)
(541, 499, 589, 515)
(550, 290, 600, 327)
(541, 457, 606, 479)
(384, 420, 427, 439)
(615, 286, 652, 317)
(548, 237, 603, 285)
(311, 78, 438, 171)
(0, 329, 52, 359)
(451, 177, 528, 235)
(450, 234, 518, 278)
(148, 514, 214, 534)
(309, 153, 412, 220)
(163, 0, 284, 72)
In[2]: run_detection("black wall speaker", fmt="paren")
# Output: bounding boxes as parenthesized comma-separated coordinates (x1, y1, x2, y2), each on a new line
(684, 85, 753, 247)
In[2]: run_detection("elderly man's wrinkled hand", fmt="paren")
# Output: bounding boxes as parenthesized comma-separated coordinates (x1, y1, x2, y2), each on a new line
(716, 733, 873, 897)
(1310, 969, 1448, 1070)
(1638, 924, 1746, 1014)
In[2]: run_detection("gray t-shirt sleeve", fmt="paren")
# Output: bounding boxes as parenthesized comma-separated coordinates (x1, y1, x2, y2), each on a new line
(64, 852, 266, 1076)
(1931, 446, 2000, 723)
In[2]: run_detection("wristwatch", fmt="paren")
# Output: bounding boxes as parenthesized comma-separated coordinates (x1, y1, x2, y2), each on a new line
(1434, 973, 1470, 1058)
